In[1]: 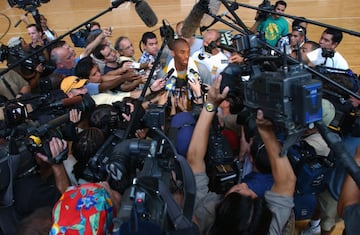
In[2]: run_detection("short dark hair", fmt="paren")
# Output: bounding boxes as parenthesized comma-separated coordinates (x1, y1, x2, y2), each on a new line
(250, 135, 272, 174)
(324, 28, 343, 45)
(292, 17, 307, 28)
(88, 21, 101, 31)
(26, 23, 42, 32)
(72, 127, 105, 180)
(92, 44, 107, 60)
(75, 56, 95, 79)
(275, 0, 287, 8)
(305, 40, 320, 51)
(141, 31, 157, 45)
(209, 193, 272, 235)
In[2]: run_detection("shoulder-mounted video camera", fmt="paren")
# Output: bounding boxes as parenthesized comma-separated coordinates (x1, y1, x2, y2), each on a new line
(0, 43, 55, 73)
(256, 0, 274, 21)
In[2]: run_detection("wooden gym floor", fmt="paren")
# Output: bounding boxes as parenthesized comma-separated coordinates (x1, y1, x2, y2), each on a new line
(1, 0, 359, 234)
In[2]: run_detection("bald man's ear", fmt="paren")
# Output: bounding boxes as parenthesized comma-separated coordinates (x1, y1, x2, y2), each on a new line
(171, 50, 175, 58)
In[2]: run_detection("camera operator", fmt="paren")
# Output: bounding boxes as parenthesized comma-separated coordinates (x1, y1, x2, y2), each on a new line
(301, 72, 360, 235)
(250, 0, 289, 47)
(0, 137, 69, 235)
(303, 28, 349, 71)
(187, 75, 296, 234)
(19, 13, 58, 42)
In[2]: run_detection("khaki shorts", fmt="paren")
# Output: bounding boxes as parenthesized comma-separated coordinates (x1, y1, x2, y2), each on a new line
(317, 189, 339, 231)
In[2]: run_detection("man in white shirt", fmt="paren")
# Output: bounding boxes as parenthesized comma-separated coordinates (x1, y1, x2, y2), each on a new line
(305, 28, 349, 70)
(192, 29, 229, 81)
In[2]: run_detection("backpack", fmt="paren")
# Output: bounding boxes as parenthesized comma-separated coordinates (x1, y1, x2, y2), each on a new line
(287, 140, 334, 195)
(287, 140, 335, 220)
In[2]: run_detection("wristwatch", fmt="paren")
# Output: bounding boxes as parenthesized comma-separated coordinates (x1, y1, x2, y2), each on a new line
(204, 102, 216, 112)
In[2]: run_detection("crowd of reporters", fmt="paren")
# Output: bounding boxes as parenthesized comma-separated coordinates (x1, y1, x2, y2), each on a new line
(1, 0, 360, 234)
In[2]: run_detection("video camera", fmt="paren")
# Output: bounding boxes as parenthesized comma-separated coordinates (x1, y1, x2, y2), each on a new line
(221, 33, 323, 139)
(256, 0, 274, 21)
(70, 25, 102, 48)
(7, 0, 50, 10)
(0, 43, 55, 73)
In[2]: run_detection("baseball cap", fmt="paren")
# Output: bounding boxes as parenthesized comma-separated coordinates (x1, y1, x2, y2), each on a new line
(60, 76, 88, 93)
(322, 98, 335, 126)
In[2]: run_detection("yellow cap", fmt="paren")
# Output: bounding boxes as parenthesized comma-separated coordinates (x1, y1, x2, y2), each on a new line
(60, 76, 88, 93)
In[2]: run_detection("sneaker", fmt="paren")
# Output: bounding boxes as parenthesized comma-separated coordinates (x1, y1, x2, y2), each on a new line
(300, 223, 321, 235)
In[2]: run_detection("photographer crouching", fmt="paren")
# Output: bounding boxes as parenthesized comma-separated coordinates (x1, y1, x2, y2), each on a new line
(187, 75, 296, 234)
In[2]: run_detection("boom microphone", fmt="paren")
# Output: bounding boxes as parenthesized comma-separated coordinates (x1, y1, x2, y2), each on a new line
(200, 0, 221, 27)
(181, 0, 210, 38)
(134, 0, 158, 27)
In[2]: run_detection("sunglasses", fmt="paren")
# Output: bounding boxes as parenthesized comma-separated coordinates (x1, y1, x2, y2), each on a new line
(293, 26, 306, 34)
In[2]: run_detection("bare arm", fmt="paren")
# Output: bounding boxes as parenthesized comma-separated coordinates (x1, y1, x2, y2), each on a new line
(255, 110, 296, 196)
(338, 145, 360, 217)
(187, 76, 229, 174)
(36, 137, 70, 193)
(80, 28, 112, 58)
(99, 70, 140, 92)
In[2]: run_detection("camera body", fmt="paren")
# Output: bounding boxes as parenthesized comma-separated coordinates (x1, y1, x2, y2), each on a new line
(256, 0, 274, 21)
(0, 43, 55, 73)
(244, 66, 323, 135)
(7, 0, 49, 9)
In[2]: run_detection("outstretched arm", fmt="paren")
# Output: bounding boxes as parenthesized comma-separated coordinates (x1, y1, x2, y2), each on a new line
(187, 75, 229, 174)
(255, 110, 296, 196)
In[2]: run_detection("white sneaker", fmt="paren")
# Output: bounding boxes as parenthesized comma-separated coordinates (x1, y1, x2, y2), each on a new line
(300, 223, 321, 235)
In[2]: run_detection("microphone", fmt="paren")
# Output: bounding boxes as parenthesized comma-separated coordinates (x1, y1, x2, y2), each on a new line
(134, 0, 158, 27)
(14, 19, 23, 28)
(165, 76, 177, 92)
(181, 0, 210, 38)
(47, 96, 83, 109)
(200, 0, 221, 26)
(163, 68, 175, 81)
(14, 12, 28, 28)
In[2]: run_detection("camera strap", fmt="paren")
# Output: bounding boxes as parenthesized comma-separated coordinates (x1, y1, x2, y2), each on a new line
(158, 180, 193, 230)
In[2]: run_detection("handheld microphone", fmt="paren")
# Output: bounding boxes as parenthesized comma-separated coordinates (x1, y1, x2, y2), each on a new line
(165, 76, 177, 92)
(134, 0, 158, 27)
(163, 68, 175, 81)
(181, 0, 210, 38)
(48, 96, 83, 109)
